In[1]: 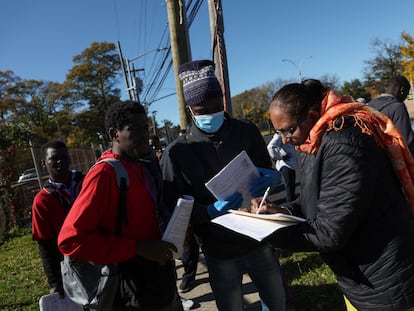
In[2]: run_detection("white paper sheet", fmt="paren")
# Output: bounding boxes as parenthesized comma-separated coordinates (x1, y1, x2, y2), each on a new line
(39, 292, 83, 311)
(211, 212, 300, 241)
(205, 150, 259, 206)
(162, 195, 194, 259)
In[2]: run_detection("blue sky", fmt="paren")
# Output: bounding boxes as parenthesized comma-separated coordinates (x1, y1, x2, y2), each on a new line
(1, 0, 414, 126)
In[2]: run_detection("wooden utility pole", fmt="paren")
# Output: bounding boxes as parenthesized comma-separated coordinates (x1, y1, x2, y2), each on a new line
(117, 41, 133, 101)
(208, 0, 232, 116)
(166, 0, 192, 130)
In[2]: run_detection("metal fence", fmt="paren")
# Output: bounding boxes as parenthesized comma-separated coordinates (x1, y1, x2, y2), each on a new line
(4, 147, 97, 234)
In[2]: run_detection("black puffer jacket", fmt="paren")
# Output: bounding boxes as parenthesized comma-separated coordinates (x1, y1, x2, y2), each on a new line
(160, 114, 273, 259)
(269, 116, 414, 310)
(368, 94, 414, 155)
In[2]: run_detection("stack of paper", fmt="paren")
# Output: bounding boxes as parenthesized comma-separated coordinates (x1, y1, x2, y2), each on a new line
(212, 209, 305, 242)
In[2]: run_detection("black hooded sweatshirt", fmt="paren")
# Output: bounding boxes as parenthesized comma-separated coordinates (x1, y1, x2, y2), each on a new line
(368, 94, 414, 155)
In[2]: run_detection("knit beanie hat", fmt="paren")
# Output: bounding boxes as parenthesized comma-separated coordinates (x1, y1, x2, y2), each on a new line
(178, 60, 223, 106)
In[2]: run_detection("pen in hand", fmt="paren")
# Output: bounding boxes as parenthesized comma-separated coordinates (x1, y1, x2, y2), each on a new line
(257, 186, 271, 214)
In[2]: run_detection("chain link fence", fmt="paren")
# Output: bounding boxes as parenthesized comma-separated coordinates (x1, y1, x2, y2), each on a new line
(3, 147, 97, 234)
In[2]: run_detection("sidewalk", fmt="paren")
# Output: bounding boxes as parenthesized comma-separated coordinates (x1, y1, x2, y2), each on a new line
(175, 253, 262, 310)
(175, 182, 295, 310)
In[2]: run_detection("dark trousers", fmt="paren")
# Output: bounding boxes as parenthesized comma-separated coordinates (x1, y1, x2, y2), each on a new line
(181, 233, 200, 283)
(280, 166, 296, 202)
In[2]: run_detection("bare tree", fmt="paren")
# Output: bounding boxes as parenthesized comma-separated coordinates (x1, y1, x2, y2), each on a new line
(364, 38, 404, 94)
(318, 74, 342, 90)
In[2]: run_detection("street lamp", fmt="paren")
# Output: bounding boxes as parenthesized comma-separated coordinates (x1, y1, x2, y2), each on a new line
(122, 47, 169, 102)
(282, 56, 312, 82)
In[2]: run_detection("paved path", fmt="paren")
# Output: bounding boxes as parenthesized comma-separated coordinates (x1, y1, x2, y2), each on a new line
(174, 164, 302, 310)
(175, 252, 262, 311)
(175, 186, 293, 311)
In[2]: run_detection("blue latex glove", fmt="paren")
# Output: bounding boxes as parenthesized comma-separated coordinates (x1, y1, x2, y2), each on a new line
(250, 167, 280, 197)
(207, 192, 243, 218)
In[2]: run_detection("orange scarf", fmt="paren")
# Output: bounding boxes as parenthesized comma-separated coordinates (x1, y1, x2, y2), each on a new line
(298, 90, 414, 214)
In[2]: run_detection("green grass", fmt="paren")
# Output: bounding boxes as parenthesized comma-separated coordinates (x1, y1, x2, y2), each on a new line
(0, 231, 345, 310)
(278, 250, 346, 310)
(0, 229, 48, 311)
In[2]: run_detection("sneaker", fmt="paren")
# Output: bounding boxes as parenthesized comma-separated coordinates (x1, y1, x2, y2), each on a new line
(179, 279, 193, 293)
(181, 298, 194, 311)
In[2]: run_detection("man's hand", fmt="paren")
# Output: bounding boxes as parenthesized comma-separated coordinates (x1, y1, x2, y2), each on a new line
(135, 240, 178, 265)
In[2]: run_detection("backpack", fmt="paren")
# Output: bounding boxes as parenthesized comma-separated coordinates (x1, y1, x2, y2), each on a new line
(61, 158, 128, 311)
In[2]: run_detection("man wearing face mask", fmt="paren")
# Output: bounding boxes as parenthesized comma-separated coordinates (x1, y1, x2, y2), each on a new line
(160, 60, 286, 311)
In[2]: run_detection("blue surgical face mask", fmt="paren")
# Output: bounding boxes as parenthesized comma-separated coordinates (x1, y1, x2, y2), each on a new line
(191, 110, 225, 133)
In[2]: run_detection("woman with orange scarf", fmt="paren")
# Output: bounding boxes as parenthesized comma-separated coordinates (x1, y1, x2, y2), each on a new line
(252, 80, 414, 310)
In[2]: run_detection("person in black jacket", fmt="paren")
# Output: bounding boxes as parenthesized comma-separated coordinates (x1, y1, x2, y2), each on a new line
(368, 75, 414, 155)
(252, 79, 414, 311)
(160, 60, 286, 311)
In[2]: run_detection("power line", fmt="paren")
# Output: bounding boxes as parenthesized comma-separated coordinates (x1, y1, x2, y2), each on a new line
(119, 0, 204, 109)
(141, 0, 204, 106)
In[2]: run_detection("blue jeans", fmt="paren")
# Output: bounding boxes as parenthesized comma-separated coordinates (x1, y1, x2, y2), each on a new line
(181, 232, 200, 283)
(205, 245, 286, 311)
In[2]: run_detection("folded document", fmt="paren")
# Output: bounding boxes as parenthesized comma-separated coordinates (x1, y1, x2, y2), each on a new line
(162, 195, 194, 259)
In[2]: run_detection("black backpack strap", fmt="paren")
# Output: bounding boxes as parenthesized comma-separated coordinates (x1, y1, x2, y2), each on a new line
(115, 176, 128, 236)
(43, 180, 72, 211)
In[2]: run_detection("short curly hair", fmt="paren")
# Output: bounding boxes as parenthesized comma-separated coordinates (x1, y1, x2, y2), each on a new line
(104, 100, 147, 132)
(40, 140, 67, 160)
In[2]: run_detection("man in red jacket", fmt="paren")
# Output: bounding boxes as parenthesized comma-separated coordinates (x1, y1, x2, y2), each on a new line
(32, 140, 83, 296)
(58, 101, 183, 310)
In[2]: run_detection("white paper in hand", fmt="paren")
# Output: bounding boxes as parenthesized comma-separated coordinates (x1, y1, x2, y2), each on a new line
(205, 150, 259, 206)
(162, 195, 194, 259)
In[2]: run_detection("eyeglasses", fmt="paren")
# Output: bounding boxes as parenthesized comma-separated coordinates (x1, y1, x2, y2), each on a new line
(274, 124, 298, 138)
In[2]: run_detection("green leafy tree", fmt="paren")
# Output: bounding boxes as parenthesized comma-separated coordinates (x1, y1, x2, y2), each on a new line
(232, 87, 269, 127)
(66, 41, 121, 115)
(65, 41, 122, 145)
(0, 70, 22, 120)
(232, 79, 290, 131)
(340, 79, 372, 102)
(0, 121, 32, 229)
(401, 32, 414, 88)
(9, 79, 72, 144)
(72, 109, 107, 149)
